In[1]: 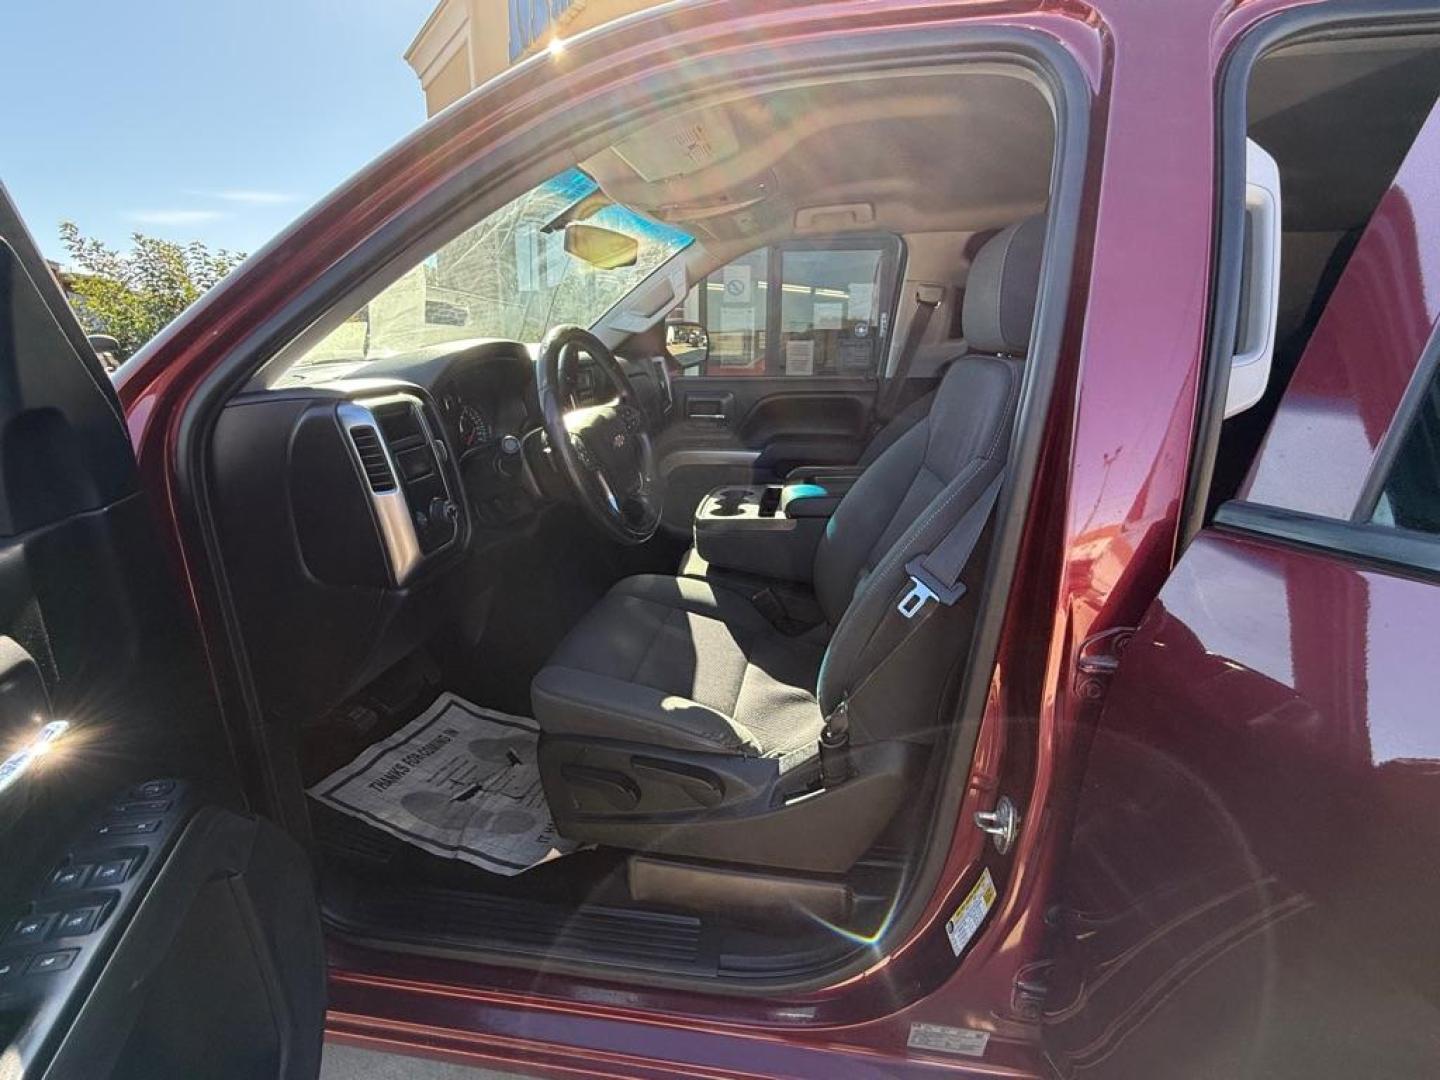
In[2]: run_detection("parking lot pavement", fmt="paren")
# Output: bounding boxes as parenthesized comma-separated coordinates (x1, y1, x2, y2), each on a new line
(322, 1042, 526, 1080)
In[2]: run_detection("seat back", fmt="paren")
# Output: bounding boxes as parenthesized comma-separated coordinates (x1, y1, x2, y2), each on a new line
(812, 216, 1045, 739)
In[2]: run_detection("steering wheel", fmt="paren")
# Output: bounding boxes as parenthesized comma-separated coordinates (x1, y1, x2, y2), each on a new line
(536, 325, 661, 545)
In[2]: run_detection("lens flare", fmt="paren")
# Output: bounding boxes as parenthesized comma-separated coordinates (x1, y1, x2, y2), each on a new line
(0, 719, 70, 795)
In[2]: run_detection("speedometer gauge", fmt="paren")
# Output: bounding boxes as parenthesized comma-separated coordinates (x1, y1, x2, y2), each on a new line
(456, 404, 492, 449)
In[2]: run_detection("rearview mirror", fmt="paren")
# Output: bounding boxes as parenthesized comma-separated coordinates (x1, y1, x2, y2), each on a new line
(665, 321, 708, 370)
(564, 222, 639, 269)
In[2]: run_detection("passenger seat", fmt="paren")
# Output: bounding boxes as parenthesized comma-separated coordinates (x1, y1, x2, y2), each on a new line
(680, 214, 1045, 582)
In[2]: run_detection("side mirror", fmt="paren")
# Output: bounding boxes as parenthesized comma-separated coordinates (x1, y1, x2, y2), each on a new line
(665, 321, 709, 370)
(87, 334, 122, 373)
(564, 222, 639, 269)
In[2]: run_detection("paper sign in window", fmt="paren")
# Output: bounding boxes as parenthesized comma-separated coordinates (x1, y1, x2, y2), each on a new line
(785, 339, 815, 376)
(849, 283, 875, 322)
(515, 223, 539, 292)
(720, 305, 754, 333)
(723, 264, 752, 304)
(814, 302, 844, 330)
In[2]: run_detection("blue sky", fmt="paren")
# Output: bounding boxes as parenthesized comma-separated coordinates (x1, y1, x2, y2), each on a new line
(3, 0, 438, 261)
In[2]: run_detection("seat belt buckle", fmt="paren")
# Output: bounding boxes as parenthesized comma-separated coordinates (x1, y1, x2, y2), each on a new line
(897, 558, 966, 619)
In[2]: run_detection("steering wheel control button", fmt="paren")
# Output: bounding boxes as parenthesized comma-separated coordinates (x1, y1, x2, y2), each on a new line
(90, 859, 136, 887)
(48, 864, 91, 893)
(7, 913, 55, 945)
(55, 906, 103, 938)
(94, 819, 159, 838)
(27, 949, 78, 975)
(129, 779, 175, 799)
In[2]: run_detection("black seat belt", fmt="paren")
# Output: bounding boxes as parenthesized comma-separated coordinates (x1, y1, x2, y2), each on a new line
(874, 284, 944, 426)
(896, 469, 1005, 618)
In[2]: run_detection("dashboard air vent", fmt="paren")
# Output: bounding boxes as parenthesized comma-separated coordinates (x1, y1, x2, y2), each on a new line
(349, 425, 396, 493)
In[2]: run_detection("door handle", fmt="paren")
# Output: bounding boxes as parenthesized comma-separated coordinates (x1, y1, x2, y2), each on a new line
(685, 395, 731, 422)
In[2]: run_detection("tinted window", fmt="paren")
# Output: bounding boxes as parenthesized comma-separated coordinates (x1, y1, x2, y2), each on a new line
(682, 236, 899, 377)
(778, 248, 884, 377)
(703, 248, 767, 375)
(1373, 366, 1440, 534)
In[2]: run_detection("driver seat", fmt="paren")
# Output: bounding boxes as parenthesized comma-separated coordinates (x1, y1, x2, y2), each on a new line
(531, 217, 1043, 872)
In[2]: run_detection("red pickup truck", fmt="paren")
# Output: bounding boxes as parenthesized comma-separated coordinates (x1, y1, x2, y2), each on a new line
(2, 1, 1438, 1076)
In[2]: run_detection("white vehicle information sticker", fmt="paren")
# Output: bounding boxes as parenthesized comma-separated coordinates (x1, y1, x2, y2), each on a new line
(908, 1023, 990, 1058)
(945, 867, 997, 957)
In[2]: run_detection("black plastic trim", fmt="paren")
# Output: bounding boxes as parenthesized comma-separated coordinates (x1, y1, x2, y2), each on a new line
(175, 23, 1092, 997)
(1179, 0, 1440, 552)
(1214, 499, 1440, 580)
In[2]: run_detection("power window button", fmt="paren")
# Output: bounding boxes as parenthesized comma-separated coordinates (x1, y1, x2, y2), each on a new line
(27, 949, 78, 975)
(55, 906, 103, 938)
(129, 779, 175, 799)
(0, 958, 20, 981)
(90, 859, 135, 887)
(95, 819, 159, 838)
(48, 864, 91, 893)
(110, 797, 171, 815)
(6, 914, 55, 945)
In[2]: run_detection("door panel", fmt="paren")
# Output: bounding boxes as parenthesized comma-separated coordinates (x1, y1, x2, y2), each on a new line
(0, 186, 325, 1078)
(657, 375, 878, 532)
(1045, 529, 1440, 1077)
(655, 233, 907, 533)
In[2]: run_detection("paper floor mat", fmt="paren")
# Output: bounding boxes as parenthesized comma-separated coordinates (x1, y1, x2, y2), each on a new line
(307, 692, 576, 875)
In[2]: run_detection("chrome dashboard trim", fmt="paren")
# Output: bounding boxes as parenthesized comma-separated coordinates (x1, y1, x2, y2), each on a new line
(336, 394, 439, 587)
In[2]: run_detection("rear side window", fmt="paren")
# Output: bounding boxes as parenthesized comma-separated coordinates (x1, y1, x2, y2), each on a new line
(1373, 364, 1440, 534)
(682, 235, 901, 377)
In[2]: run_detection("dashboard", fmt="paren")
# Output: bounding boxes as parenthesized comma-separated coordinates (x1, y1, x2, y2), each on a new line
(212, 336, 672, 727)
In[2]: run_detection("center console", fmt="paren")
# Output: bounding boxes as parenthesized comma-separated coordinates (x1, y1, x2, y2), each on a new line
(692, 482, 844, 582)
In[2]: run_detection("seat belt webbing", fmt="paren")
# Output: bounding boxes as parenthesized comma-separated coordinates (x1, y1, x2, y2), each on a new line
(896, 470, 1005, 619)
(874, 284, 943, 425)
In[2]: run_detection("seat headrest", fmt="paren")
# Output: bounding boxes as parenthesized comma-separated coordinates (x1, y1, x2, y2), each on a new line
(961, 215, 1046, 356)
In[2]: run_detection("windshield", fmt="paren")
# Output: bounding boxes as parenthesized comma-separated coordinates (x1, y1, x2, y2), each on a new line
(294, 169, 692, 366)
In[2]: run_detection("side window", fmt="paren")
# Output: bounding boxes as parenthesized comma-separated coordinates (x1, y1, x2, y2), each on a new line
(704, 247, 767, 375)
(681, 236, 900, 377)
(1372, 362, 1440, 535)
(778, 246, 885, 378)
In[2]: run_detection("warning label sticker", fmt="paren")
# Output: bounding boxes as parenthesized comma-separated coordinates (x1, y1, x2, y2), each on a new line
(944, 867, 997, 957)
(908, 1023, 990, 1058)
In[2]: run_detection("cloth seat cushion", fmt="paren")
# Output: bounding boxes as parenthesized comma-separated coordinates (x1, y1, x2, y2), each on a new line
(531, 574, 827, 758)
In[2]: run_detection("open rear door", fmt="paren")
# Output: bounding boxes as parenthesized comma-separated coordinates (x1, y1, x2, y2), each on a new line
(1044, 93, 1440, 1077)
(0, 186, 326, 1079)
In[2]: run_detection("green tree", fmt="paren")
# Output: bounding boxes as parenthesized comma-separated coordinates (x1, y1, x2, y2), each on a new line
(58, 222, 245, 359)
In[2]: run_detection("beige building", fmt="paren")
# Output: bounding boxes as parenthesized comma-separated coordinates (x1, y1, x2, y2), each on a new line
(405, 0, 660, 116)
